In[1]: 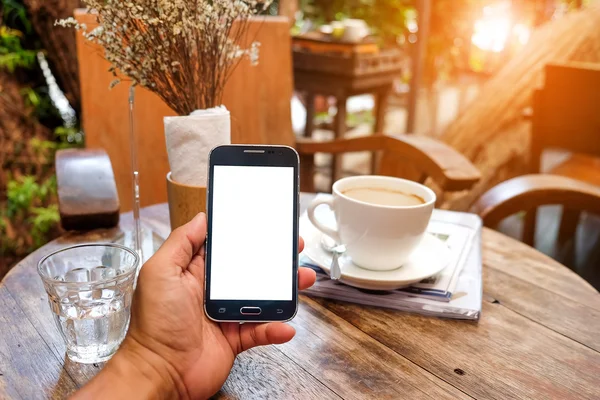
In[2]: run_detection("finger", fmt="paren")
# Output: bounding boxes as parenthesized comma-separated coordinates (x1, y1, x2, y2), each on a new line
(146, 212, 207, 273)
(239, 322, 296, 352)
(298, 267, 316, 290)
(187, 253, 206, 282)
(299, 236, 305, 253)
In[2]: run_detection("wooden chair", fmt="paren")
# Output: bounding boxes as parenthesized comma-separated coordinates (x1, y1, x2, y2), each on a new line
(297, 134, 480, 200)
(518, 63, 600, 246)
(472, 174, 600, 244)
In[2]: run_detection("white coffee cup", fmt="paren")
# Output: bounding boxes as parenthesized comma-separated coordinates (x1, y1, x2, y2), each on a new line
(308, 176, 436, 271)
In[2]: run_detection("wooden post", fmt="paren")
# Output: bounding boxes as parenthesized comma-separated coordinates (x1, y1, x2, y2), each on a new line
(304, 92, 315, 138)
(373, 86, 391, 172)
(332, 96, 348, 187)
(278, 0, 298, 26)
(299, 153, 316, 193)
(406, 0, 431, 133)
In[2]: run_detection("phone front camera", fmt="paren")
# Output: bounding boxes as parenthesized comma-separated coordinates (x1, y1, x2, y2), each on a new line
(278, 151, 283, 156)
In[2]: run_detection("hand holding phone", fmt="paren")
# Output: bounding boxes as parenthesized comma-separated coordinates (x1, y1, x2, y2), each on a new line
(85, 212, 315, 400)
(204, 145, 300, 322)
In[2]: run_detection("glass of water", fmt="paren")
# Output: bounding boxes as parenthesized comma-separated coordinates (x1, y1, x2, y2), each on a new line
(37, 243, 139, 364)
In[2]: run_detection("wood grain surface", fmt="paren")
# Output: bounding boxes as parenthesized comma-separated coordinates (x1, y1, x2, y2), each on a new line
(166, 173, 207, 230)
(216, 348, 339, 400)
(550, 154, 600, 188)
(1, 195, 599, 399)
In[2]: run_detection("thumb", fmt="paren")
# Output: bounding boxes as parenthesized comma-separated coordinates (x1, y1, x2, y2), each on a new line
(238, 322, 296, 352)
(146, 212, 207, 273)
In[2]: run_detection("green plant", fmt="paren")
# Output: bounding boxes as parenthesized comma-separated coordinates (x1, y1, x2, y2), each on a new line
(28, 126, 83, 162)
(6, 175, 55, 217)
(6, 176, 40, 217)
(29, 136, 57, 154)
(1, 0, 32, 33)
(302, 0, 411, 44)
(0, 26, 37, 72)
(2, 174, 59, 253)
(54, 126, 84, 145)
(29, 205, 60, 248)
(20, 86, 61, 120)
(1, 0, 79, 266)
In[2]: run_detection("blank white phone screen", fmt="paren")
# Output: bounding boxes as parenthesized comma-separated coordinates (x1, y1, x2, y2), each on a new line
(210, 165, 294, 301)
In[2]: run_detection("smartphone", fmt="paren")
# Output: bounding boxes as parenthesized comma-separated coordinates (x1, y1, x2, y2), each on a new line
(204, 145, 300, 322)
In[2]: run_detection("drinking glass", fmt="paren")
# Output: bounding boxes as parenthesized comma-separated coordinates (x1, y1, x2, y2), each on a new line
(37, 243, 139, 364)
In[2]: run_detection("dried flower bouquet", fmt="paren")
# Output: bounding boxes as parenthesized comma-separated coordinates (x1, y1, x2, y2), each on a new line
(57, 0, 272, 115)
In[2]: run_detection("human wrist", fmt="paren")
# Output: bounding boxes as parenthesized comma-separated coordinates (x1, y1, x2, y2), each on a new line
(73, 337, 188, 400)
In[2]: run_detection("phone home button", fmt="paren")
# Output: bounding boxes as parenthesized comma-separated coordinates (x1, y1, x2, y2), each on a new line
(240, 307, 262, 315)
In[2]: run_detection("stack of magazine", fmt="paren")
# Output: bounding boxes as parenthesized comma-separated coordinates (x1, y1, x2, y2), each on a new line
(300, 194, 483, 321)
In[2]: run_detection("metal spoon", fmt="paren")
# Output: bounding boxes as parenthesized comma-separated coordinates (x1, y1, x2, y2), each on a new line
(320, 236, 346, 280)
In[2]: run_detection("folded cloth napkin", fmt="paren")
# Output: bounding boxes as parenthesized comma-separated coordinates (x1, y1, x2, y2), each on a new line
(164, 106, 231, 186)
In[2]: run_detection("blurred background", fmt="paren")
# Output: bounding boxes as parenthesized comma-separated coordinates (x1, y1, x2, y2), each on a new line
(1, 0, 599, 288)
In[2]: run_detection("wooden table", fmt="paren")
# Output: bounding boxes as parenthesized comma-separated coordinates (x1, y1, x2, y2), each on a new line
(2, 195, 600, 399)
(293, 41, 403, 182)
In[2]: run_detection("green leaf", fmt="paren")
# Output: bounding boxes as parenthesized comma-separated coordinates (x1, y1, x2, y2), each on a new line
(29, 137, 58, 154)
(55, 126, 84, 146)
(1, 0, 33, 33)
(29, 205, 60, 248)
(0, 27, 37, 71)
(7, 176, 40, 216)
(40, 175, 58, 199)
(20, 87, 41, 107)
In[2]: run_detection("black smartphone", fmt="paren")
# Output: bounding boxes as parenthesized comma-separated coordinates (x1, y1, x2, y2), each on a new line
(204, 145, 300, 322)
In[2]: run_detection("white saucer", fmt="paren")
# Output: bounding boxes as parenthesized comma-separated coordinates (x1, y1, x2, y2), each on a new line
(301, 216, 451, 291)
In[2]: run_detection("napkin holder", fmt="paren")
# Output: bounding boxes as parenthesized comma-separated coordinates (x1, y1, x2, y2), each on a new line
(166, 172, 206, 230)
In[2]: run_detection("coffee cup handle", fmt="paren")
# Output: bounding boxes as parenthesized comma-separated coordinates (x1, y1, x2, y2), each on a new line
(307, 198, 341, 244)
